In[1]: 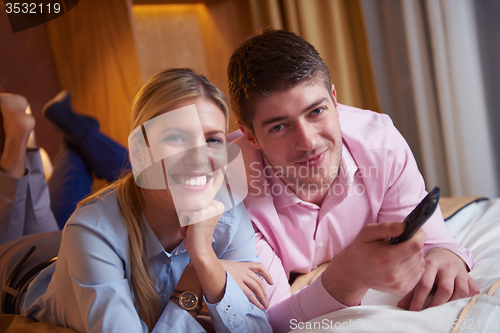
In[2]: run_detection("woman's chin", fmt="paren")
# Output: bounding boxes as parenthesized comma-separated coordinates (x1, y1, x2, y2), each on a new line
(171, 189, 218, 212)
(177, 201, 211, 213)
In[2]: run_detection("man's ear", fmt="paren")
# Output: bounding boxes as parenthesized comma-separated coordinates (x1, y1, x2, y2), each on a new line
(331, 84, 338, 108)
(238, 123, 261, 151)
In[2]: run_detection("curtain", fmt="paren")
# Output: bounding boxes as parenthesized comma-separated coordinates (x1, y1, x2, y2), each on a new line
(361, 0, 499, 197)
(247, 0, 381, 113)
(475, 0, 500, 196)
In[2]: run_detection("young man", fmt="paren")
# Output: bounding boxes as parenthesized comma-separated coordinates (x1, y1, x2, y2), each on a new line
(227, 29, 479, 332)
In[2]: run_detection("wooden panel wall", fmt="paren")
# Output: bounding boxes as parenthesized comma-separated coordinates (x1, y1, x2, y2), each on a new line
(46, 0, 143, 148)
(5, 0, 380, 156)
(131, 1, 253, 133)
(132, 4, 211, 82)
(0, 4, 61, 159)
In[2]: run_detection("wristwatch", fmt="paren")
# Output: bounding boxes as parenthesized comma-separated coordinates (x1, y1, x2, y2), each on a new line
(170, 290, 202, 314)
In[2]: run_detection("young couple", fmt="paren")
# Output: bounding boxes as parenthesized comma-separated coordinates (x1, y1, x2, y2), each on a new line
(0, 29, 478, 332)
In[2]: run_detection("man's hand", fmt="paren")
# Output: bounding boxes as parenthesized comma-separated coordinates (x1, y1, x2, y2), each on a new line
(322, 222, 426, 306)
(397, 248, 480, 311)
(220, 260, 274, 310)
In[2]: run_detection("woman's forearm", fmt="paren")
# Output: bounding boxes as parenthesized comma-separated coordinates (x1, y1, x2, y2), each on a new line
(189, 250, 226, 304)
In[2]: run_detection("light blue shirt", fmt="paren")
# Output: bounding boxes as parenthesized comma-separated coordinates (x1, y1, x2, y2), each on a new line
(21, 189, 271, 332)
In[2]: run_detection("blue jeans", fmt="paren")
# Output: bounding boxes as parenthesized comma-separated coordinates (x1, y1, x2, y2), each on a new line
(48, 129, 130, 228)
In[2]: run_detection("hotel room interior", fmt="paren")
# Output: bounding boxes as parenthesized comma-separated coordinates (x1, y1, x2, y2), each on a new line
(1, 0, 499, 331)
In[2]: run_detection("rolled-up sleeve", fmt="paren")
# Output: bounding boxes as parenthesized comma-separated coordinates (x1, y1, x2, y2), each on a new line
(0, 170, 27, 244)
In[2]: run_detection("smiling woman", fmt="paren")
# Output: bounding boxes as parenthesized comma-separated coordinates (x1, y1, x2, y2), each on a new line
(132, 101, 228, 217)
(0, 68, 272, 333)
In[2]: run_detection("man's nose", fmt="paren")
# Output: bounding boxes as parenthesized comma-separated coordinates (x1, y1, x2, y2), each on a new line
(295, 121, 318, 151)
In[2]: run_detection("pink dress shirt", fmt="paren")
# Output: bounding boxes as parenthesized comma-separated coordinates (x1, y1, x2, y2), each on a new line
(233, 104, 474, 333)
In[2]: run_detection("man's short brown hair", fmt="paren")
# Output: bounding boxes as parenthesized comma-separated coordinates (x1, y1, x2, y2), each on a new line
(228, 29, 332, 132)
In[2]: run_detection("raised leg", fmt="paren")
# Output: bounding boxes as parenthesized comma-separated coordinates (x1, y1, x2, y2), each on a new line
(48, 141, 93, 229)
(43, 91, 130, 182)
(0, 94, 34, 178)
(0, 94, 58, 244)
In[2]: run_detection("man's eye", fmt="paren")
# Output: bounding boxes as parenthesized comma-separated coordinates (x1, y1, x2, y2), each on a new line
(311, 107, 324, 115)
(270, 124, 285, 133)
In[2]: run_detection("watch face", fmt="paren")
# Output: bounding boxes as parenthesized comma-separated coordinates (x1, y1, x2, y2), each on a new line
(179, 291, 198, 311)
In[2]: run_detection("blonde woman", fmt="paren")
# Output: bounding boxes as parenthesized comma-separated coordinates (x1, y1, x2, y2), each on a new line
(0, 69, 272, 332)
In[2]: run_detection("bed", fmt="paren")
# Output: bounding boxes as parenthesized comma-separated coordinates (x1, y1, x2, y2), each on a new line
(1, 197, 499, 332)
(290, 197, 500, 333)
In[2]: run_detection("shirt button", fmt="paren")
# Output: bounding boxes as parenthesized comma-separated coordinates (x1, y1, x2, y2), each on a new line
(224, 306, 230, 312)
(318, 242, 324, 248)
(229, 315, 235, 321)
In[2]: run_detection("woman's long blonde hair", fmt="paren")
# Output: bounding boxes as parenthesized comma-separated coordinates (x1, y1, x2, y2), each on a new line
(79, 68, 229, 331)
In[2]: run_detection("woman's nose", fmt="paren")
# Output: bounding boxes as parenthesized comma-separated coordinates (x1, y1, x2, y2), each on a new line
(184, 145, 210, 166)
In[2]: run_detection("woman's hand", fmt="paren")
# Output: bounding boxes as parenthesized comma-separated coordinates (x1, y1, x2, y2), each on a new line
(180, 200, 224, 257)
(220, 260, 274, 310)
(179, 201, 226, 304)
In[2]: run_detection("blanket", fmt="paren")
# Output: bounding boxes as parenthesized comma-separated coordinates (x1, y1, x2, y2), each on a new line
(290, 198, 500, 333)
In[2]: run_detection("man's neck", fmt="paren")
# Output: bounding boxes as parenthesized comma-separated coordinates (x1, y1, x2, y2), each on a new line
(292, 182, 330, 206)
(142, 189, 183, 252)
(272, 171, 330, 206)
(264, 156, 333, 207)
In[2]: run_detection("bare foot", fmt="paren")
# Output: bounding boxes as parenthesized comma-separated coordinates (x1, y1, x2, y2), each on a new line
(0, 93, 35, 177)
(0, 93, 35, 139)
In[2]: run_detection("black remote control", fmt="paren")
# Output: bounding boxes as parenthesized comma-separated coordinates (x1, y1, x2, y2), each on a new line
(390, 187, 441, 244)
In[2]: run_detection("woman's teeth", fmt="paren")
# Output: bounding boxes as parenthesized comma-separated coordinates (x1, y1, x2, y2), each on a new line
(178, 175, 208, 186)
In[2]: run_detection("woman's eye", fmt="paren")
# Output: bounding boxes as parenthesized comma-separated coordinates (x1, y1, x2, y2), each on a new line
(207, 137, 224, 146)
(270, 124, 285, 133)
(165, 134, 185, 143)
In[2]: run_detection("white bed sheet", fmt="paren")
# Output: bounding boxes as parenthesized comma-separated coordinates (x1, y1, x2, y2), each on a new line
(290, 199, 500, 333)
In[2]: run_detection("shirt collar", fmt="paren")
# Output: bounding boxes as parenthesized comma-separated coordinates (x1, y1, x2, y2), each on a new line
(336, 103, 358, 185)
(142, 214, 216, 259)
(339, 140, 358, 185)
(264, 158, 301, 209)
(143, 218, 166, 259)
